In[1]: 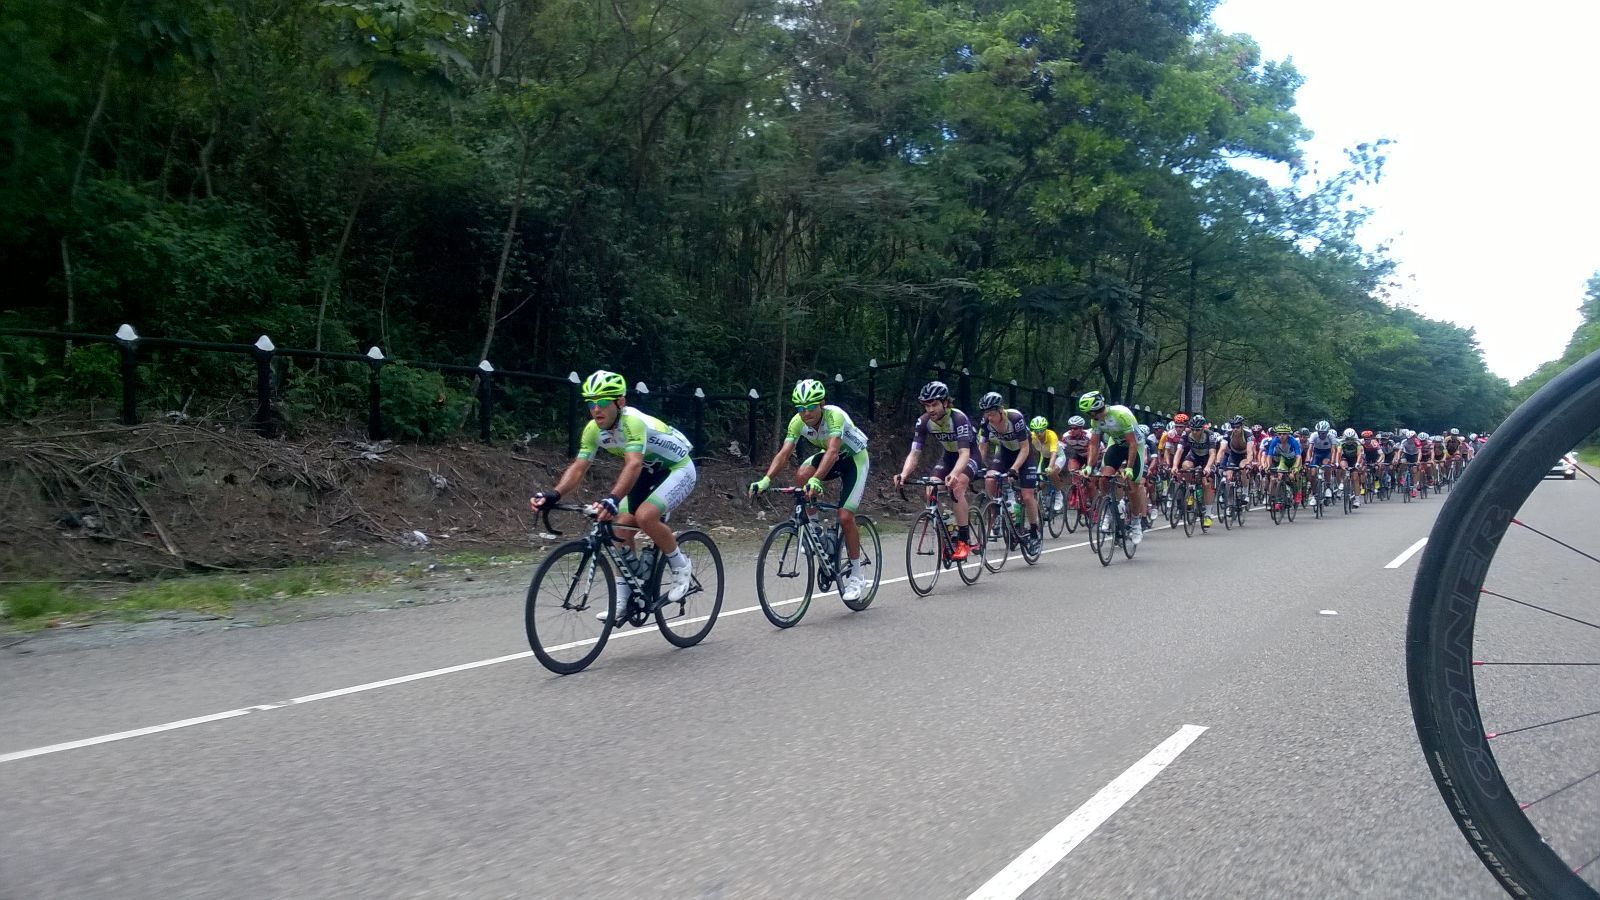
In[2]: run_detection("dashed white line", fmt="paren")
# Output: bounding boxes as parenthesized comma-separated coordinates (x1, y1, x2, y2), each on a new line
(964, 724, 1209, 900)
(1385, 537, 1428, 569)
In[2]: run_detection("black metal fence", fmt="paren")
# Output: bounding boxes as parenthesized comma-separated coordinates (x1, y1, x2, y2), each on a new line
(0, 326, 1180, 462)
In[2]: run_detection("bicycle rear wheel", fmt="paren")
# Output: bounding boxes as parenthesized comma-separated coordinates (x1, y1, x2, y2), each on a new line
(1046, 486, 1066, 538)
(525, 543, 614, 675)
(756, 521, 813, 628)
(842, 516, 882, 611)
(655, 531, 723, 647)
(905, 510, 943, 596)
(1408, 346, 1600, 898)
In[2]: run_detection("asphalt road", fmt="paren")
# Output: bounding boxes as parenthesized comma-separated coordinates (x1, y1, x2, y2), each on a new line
(4, 477, 1594, 899)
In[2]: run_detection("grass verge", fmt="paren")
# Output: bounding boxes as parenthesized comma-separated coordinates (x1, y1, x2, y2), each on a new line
(0, 551, 533, 632)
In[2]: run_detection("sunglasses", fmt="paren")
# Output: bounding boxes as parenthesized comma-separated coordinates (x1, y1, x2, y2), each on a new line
(796, 403, 822, 412)
(585, 399, 615, 410)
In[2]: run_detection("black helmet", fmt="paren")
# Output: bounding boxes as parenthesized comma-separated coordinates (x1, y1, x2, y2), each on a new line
(919, 381, 950, 402)
(979, 391, 1004, 411)
(1189, 415, 1208, 429)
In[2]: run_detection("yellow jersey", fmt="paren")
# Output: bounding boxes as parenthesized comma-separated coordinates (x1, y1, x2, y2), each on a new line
(1030, 429, 1058, 467)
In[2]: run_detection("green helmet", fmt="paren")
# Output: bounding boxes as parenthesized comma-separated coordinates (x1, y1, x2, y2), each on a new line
(1078, 390, 1106, 414)
(580, 369, 627, 401)
(1274, 423, 1292, 435)
(791, 378, 826, 406)
(1028, 415, 1049, 432)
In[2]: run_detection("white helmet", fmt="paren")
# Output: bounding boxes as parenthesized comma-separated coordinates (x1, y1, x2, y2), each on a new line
(1469, 432, 1478, 440)
(1449, 427, 1461, 436)
(1342, 428, 1357, 439)
(1136, 424, 1151, 438)
(1067, 415, 1086, 428)
(1316, 420, 1331, 433)
(1418, 432, 1430, 442)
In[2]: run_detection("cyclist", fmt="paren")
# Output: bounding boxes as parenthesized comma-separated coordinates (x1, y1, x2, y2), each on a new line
(976, 391, 1041, 553)
(894, 381, 978, 560)
(1264, 424, 1302, 509)
(1178, 414, 1219, 529)
(1080, 391, 1148, 546)
(1028, 415, 1065, 522)
(1337, 428, 1365, 509)
(1398, 429, 1423, 498)
(1055, 414, 1095, 512)
(749, 378, 872, 602)
(1218, 415, 1253, 512)
(531, 370, 697, 624)
(1305, 421, 1337, 498)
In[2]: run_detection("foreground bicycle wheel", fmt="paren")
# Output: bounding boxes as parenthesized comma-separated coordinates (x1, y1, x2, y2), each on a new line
(1408, 346, 1600, 898)
(905, 511, 943, 596)
(654, 531, 722, 647)
(981, 501, 1010, 574)
(756, 521, 813, 628)
(525, 544, 615, 674)
(842, 516, 882, 611)
(956, 507, 985, 584)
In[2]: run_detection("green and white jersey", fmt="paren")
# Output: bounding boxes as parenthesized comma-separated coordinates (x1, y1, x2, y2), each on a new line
(1092, 405, 1146, 460)
(785, 405, 869, 457)
(577, 406, 693, 469)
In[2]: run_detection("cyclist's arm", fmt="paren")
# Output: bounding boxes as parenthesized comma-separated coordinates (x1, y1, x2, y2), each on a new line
(608, 451, 646, 501)
(813, 434, 843, 481)
(548, 457, 592, 498)
(760, 439, 799, 481)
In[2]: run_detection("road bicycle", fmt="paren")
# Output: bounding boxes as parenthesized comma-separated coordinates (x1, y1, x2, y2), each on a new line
(1086, 473, 1138, 565)
(1267, 469, 1298, 525)
(1038, 477, 1068, 538)
(524, 505, 724, 674)
(1409, 345, 1600, 897)
(980, 470, 1041, 571)
(752, 486, 882, 628)
(1175, 467, 1208, 537)
(901, 476, 986, 595)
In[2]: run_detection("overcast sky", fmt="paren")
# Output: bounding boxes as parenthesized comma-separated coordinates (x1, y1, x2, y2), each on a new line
(1209, 0, 1600, 381)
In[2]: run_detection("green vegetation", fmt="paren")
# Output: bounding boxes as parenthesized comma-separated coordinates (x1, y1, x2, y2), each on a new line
(0, 566, 390, 630)
(0, 0, 1510, 433)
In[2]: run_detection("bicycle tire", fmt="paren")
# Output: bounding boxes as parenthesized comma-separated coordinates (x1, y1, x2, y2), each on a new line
(1046, 486, 1066, 538)
(1062, 484, 1081, 534)
(842, 516, 882, 611)
(1094, 495, 1117, 566)
(525, 542, 614, 675)
(756, 521, 813, 628)
(655, 530, 722, 647)
(957, 506, 984, 584)
(905, 510, 942, 596)
(981, 501, 1010, 574)
(1407, 346, 1600, 899)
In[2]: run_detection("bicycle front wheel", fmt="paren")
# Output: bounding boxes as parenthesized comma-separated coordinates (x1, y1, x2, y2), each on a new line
(525, 542, 614, 675)
(981, 501, 1010, 574)
(957, 506, 985, 584)
(756, 521, 813, 628)
(1092, 496, 1117, 566)
(843, 516, 882, 611)
(655, 530, 723, 647)
(1408, 346, 1600, 898)
(905, 510, 943, 596)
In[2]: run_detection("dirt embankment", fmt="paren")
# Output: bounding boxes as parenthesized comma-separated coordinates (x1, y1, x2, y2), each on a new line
(1, 418, 921, 582)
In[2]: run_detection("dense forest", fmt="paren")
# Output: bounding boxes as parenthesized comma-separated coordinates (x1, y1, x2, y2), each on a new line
(0, 0, 1511, 436)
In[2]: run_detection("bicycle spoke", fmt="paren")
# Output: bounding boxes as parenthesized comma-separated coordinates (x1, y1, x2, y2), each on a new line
(1519, 767, 1600, 811)
(1509, 518, 1600, 567)
(1480, 589, 1600, 633)
(1486, 709, 1600, 741)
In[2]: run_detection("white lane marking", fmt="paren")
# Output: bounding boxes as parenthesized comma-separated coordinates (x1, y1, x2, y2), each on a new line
(1, 508, 1231, 764)
(965, 724, 1209, 900)
(1385, 537, 1428, 569)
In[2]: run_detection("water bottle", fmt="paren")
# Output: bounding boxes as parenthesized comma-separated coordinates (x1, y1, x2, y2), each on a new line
(1009, 498, 1023, 527)
(1118, 498, 1128, 519)
(636, 546, 658, 580)
(821, 527, 839, 562)
(617, 546, 641, 579)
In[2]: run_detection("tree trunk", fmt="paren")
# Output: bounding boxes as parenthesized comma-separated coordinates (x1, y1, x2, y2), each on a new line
(314, 89, 390, 361)
(62, 42, 117, 346)
(477, 131, 532, 364)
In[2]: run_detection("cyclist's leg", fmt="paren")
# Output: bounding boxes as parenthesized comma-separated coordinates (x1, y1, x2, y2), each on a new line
(621, 461, 696, 556)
